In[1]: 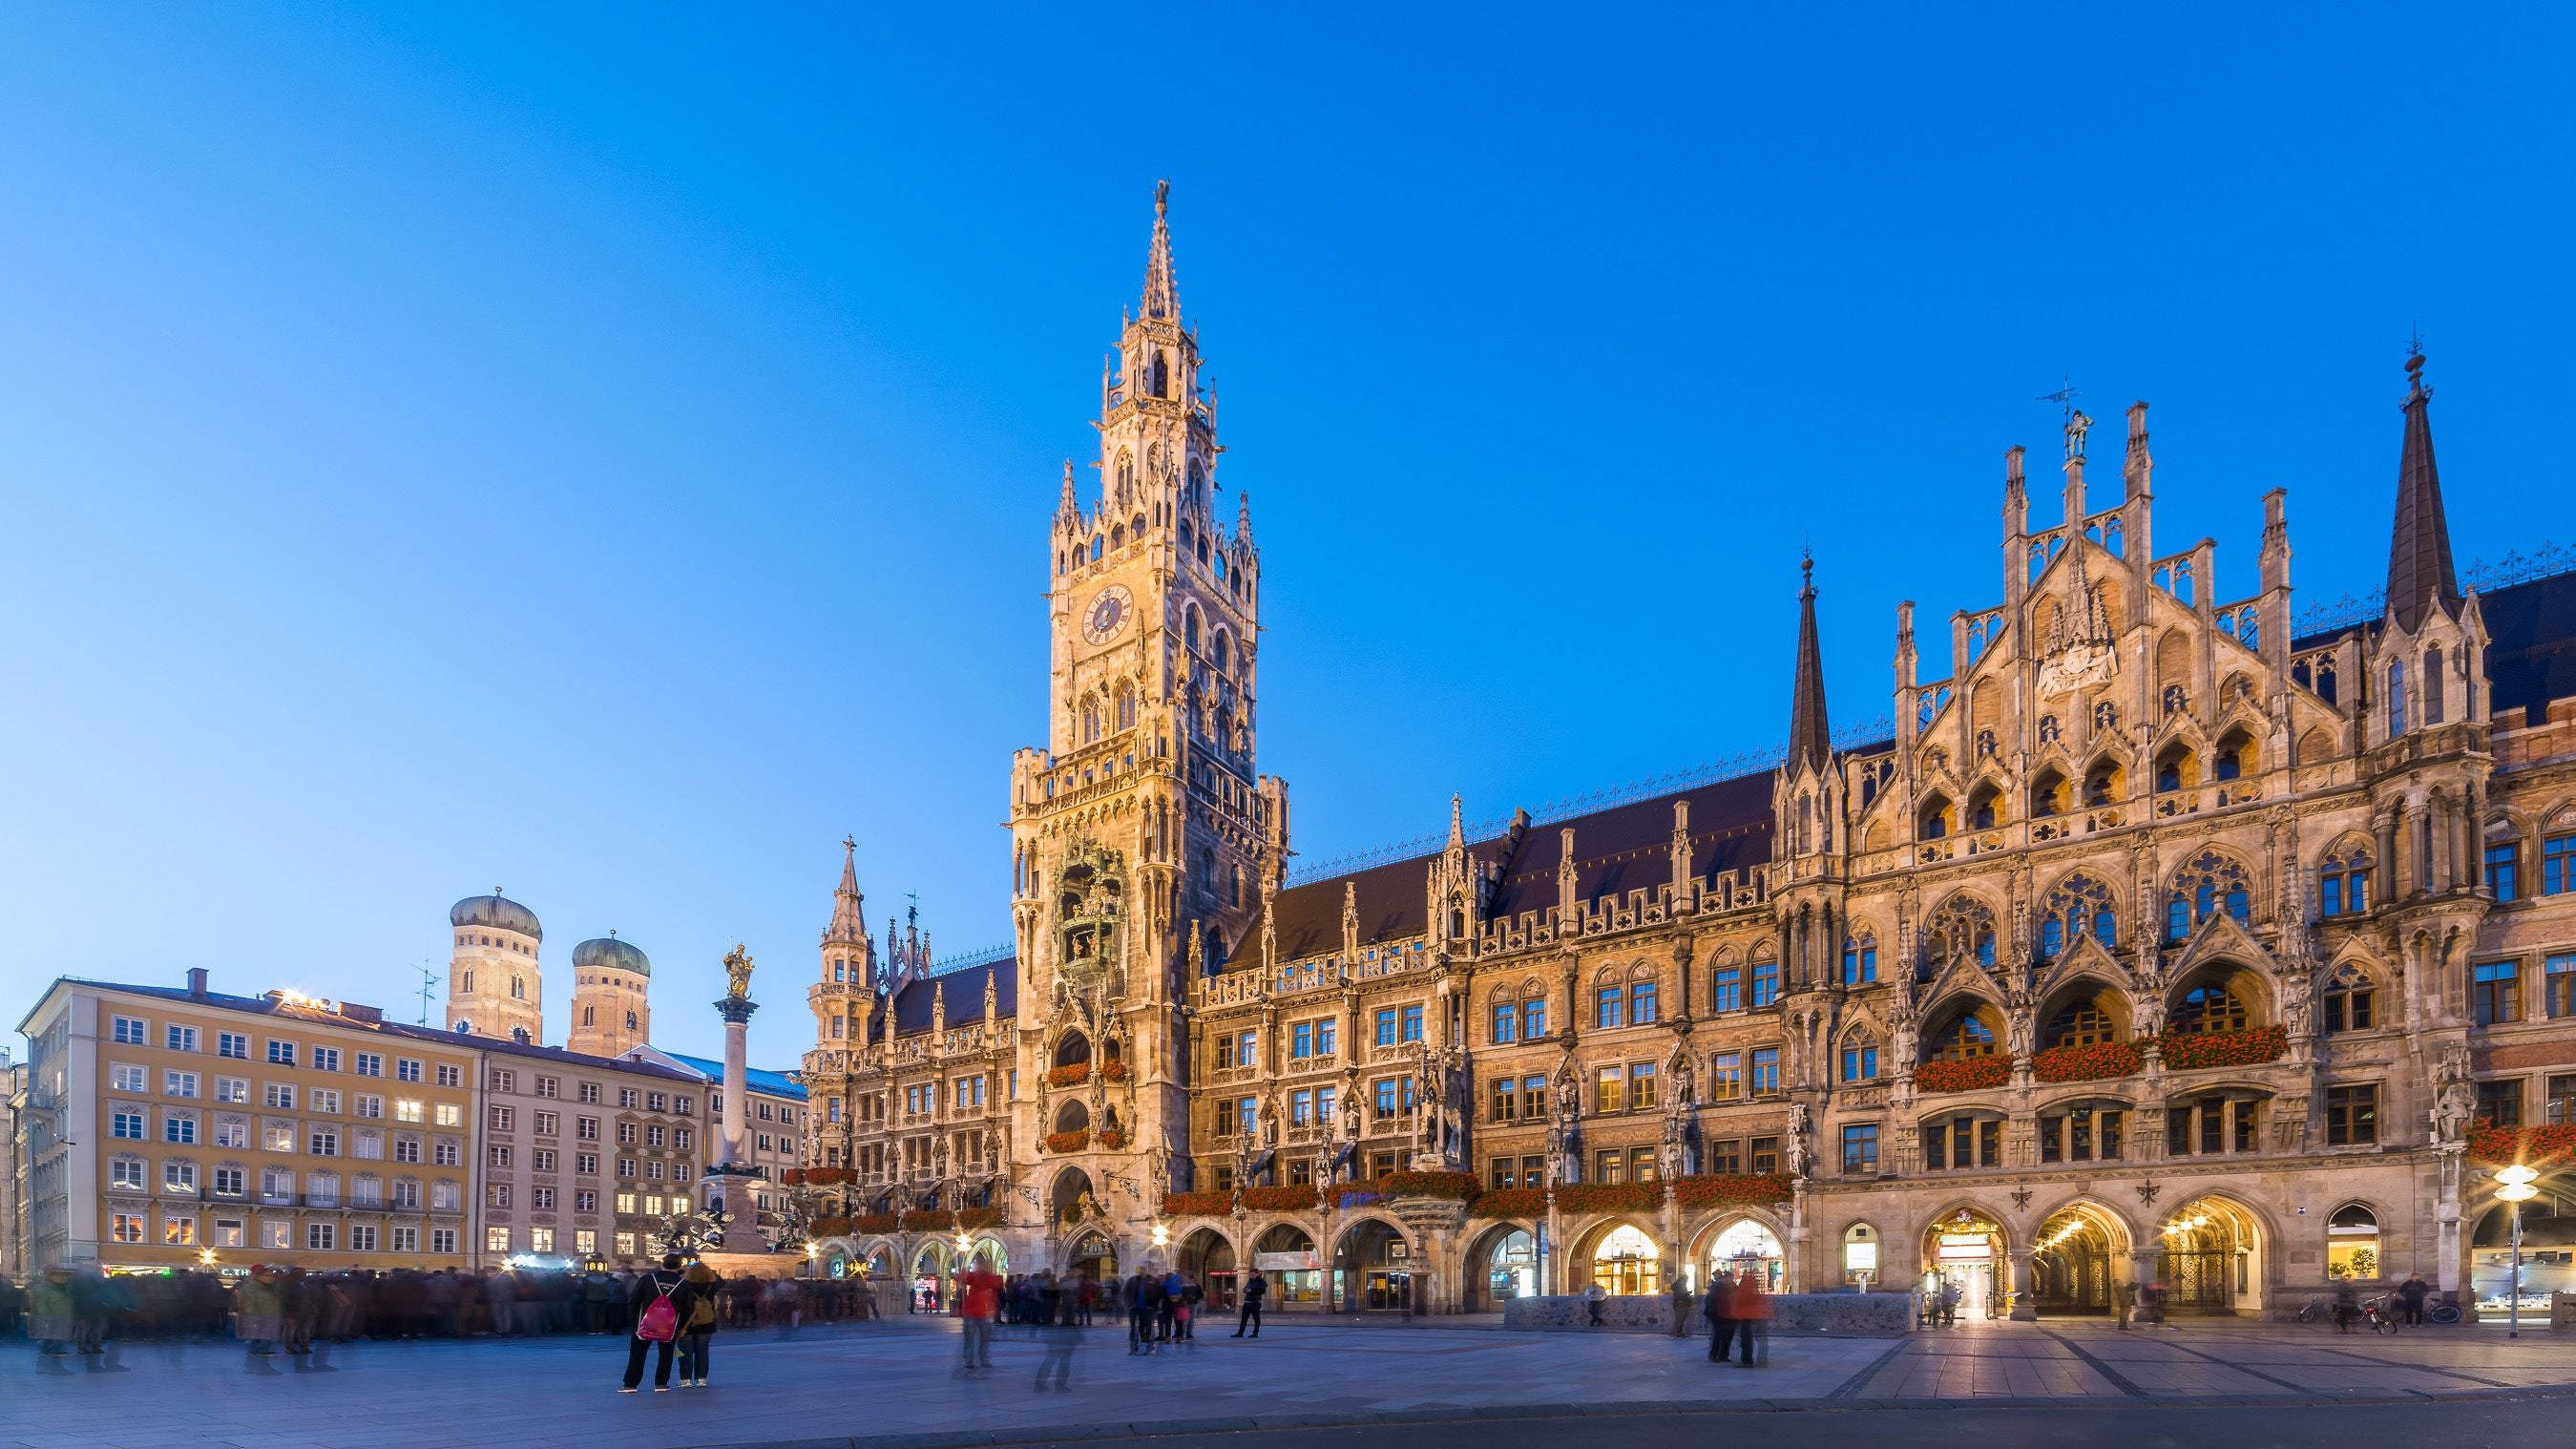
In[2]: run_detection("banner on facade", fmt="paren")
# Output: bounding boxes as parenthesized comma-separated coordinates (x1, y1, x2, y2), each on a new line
(1254, 1250, 1320, 1270)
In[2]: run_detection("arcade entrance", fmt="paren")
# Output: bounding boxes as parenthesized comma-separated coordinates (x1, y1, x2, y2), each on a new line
(1923, 1208, 2007, 1320)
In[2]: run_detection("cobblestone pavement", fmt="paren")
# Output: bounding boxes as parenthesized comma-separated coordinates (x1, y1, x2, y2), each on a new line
(3, 1318, 2570, 1449)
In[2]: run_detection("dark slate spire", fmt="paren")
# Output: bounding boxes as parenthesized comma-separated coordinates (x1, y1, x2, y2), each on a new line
(2386, 346, 2461, 633)
(1788, 553, 1832, 774)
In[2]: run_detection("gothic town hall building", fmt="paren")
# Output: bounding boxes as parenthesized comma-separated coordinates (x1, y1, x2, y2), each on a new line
(792, 186, 2576, 1321)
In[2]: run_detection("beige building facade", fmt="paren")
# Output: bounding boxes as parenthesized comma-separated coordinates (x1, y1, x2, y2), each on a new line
(792, 189, 2576, 1319)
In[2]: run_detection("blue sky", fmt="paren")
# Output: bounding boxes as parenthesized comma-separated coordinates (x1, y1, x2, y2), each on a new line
(3, 6, 2567, 1062)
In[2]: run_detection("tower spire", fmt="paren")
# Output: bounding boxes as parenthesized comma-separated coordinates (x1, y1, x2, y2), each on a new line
(827, 835, 867, 944)
(2386, 342, 2461, 633)
(1787, 553, 1833, 774)
(1140, 178, 1179, 322)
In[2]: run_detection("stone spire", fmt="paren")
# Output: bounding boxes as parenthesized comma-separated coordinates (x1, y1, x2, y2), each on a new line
(1787, 554, 1833, 775)
(1237, 490, 1254, 544)
(2386, 346, 2461, 633)
(1057, 459, 1081, 528)
(826, 835, 869, 946)
(1140, 178, 1179, 323)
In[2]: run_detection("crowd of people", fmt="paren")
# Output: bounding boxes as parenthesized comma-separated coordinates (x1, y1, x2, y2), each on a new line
(0, 1261, 876, 1354)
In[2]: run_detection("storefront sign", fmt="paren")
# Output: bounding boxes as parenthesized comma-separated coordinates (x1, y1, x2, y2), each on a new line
(1255, 1250, 1320, 1271)
(1936, 1233, 1993, 1262)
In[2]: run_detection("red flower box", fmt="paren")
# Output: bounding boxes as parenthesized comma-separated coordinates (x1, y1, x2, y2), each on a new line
(2470, 1124, 2576, 1166)
(956, 1208, 1003, 1230)
(898, 1209, 949, 1231)
(1916, 1056, 2012, 1093)
(1043, 1129, 1090, 1153)
(2154, 1025, 2287, 1071)
(1096, 1128, 1126, 1150)
(808, 1215, 850, 1235)
(849, 1213, 898, 1234)
(1238, 1185, 1324, 1211)
(1671, 1173, 1795, 1208)
(1551, 1182, 1661, 1213)
(1046, 1063, 1091, 1089)
(2030, 1040, 2142, 1083)
(1162, 1190, 1236, 1216)
(1468, 1186, 1549, 1219)
(1102, 1061, 1131, 1083)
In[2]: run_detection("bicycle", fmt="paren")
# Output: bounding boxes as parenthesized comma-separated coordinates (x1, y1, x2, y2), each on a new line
(2360, 1296, 2401, 1334)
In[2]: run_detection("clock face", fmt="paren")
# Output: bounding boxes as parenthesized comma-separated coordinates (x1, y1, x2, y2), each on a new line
(1082, 584, 1134, 645)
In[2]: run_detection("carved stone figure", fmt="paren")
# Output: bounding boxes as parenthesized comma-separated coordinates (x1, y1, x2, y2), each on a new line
(2433, 1080, 2476, 1144)
(1786, 1101, 1813, 1177)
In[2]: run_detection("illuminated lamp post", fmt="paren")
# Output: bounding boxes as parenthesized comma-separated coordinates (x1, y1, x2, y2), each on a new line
(2495, 1165, 2540, 1340)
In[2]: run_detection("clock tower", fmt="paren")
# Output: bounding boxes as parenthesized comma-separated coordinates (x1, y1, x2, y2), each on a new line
(1010, 184, 1288, 1241)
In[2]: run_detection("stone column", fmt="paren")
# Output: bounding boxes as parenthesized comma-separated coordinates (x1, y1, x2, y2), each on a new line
(2007, 1248, 2038, 1320)
(703, 991, 772, 1255)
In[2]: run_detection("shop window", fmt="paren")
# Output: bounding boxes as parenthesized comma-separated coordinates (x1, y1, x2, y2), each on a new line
(2326, 1203, 2381, 1280)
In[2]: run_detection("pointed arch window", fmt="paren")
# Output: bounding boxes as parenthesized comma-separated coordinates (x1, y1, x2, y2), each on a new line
(2320, 845, 2375, 916)
(1212, 630, 1231, 674)
(2167, 850, 2251, 940)
(2168, 979, 2251, 1036)
(1841, 930, 1878, 985)
(1183, 605, 1201, 653)
(1079, 694, 1102, 745)
(1114, 682, 1137, 732)
(2388, 660, 2407, 736)
(1926, 896, 1999, 970)
(2039, 873, 2118, 959)
(2322, 963, 2376, 1033)
(1840, 1032, 1880, 1082)
(2422, 646, 2445, 724)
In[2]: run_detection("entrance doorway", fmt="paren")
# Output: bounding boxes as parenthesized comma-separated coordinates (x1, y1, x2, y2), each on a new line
(2156, 1197, 2258, 1314)
(1476, 1227, 1538, 1309)
(1253, 1224, 1322, 1308)
(1180, 1228, 1239, 1311)
(2031, 1208, 2118, 1315)
(1066, 1230, 1119, 1286)
(1337, 1218, 1412, 1311)
(1591, 1224, 1662, 1296)
(1923, 1208, 2007, 1321)
(1703, 1218, 1785, 1294)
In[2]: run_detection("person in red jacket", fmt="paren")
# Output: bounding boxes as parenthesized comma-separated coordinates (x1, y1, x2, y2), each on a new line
(957, 1262, 1003, 1374)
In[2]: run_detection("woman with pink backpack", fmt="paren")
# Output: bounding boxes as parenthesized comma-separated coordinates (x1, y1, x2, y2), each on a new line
(619, 1254, 698, 1394)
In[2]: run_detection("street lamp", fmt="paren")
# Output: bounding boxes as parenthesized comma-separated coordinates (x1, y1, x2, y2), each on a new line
(197, 1249, 218, 1269)
(2495, 1165, 2541, 1340)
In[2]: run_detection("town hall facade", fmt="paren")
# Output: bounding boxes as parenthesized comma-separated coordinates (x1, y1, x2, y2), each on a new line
(791, 187, 2576, 1320)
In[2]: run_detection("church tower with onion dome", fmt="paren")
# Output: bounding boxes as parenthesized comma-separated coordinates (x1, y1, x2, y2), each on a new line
(446, 890, 545, 1045)
(567, 931, 652, 1058)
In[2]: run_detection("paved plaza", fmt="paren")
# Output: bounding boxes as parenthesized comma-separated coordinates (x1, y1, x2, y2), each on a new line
(5, 1317, 2574, 1449)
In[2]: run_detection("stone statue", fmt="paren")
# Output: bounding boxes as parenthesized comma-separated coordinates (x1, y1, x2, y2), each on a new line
(2433, 1080, 2476, 1144)
(1340, 1088, 1362, 1143)
(1672, 1055, 1696, 1108)
(2065, 409, 2092, 458)
(1556, 1072, 1581, 1125)
(723, 944, 756, 1000)
(1786, 1102, 1813, 1177)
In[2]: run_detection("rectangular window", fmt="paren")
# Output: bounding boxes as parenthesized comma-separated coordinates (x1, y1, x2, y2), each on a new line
(491, 1105, 515, 1132)
(1290, 1088, 1313, 1125)
(390, 1226, 417, 1253)
(577, 1152, 598, 1174)
(215, 1218, 247, 1248)
(2473, 960, 2523, 1025)
(1843, 942, 1877, 985)
(1750, 959, 1781, 1008)
(305, 1223, 336, 1251)
(2546, 1074, 2576, 1126)
(310, 1088, 339, 1115)
(1749, 1047, 1780, 1096)
(1401, 1004, 1424, 1042)
(395, 1058, 422, 1082)
(263, 1122, 296, 1152)
(1491, 1002, 1517, 1044)
(1629, 1062, 1658, 1111)
(1707, 1139, 1742, 1175)
(647, 1124, 668, 1147)
(578, 1082, 599, 1103)
(1749, 1136, 1780, 1176)
(533, 1148, 555, 1172)
(1709, 1053, 1742, 1101)
(489, 1144, 513, 1169)
(112, 1016, 147, 1045)
(532, 1187, 555, 1211)
(267, 1040, 296, 1066)
(216, 1077, 247, 1103)
(437, 1064, 461, 1088)
(308, 1127, 340, 1157)
(214, 1116, 249, 1148)
(2489, 845, 2522, 902)
(1373, 1079, 1399, 1118)
(2544, 833, 2576, 894)
(348, 1223, 378, 1252)
(263, 1082, 295, 1110)
(1595, 1064, 1625, 1114)
(1291, 1021, 1313, 1059)
(355, 1094, 384, 1120)
(1595, 986, 1623, 1030)
(2478, 1079, 2524, 1129)
(1841, 1124, 1879, 1174)
(111, 1157, 147, 1190)
(166, 1159, 204, 1192)
(1491, 1157, 1517, 1190)
(2546, 954, 2576, 1019)
(164, 1113, 197, 1144)
(2325, 1083, 2379, 1145)
(311, 1047, 340, 1073)
(393, 1099, 423, 1123)
(1490, 1077, 1517, 1122)
(577, 1116, 600, 1140)
(166, 1024, 199, 1053)
(164, 1070, 199, 1098)
(355, 1052, 384, 1078)
(1521, 998, 1548, 1039)
(431, 1228, 458, 1256)
(1595, 1147, 1623, 1185)
(487, 1227, 513, 1253)
(1520, 1074, 1547, 1121)
(434, 1139, 460, 1166)
(434, 1103, 461, 1127)
(163, 1215, 199, 1247)
(1374, 1009, 1397, 1047)
(220, 1032, 250, 1060)
(111, 1064, 146, 1093)
(1631, 981, 1659, 1025)
(111, 1212, 148, 1244)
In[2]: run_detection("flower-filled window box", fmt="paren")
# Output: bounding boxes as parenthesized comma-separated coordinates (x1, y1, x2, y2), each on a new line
(2029, 1040, 2142, 1083)
(2154, 1024, 2286, 1071)
(808, 1215, 850, 1235)
(1162, 1190, 1236, 1216)
(1101, 1061, 1131, 1083)
(955, 1207, 1003, 1230)
(1096, 1128, 1126, 1150)
(1915, 1056, 2012, 1093)
(1045, 1063, 1091, 1089)
(1042, 1129, 1090, 1153)
(1238, 1185, 1325, 1210)
(1551, 1182, 1661, 1213)
(848, 1213, 898, 1234)
(1371, 1169, 1481, 1200)
(1671, 1172, 1796, 1208)
(1468, 1186, 1549, 1219)
(2470, 1124, 2576, 1166)
(898, 1209, 951, 1231)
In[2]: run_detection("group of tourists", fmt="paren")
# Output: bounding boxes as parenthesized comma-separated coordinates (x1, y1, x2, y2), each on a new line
(2, 1261, 873, 1362)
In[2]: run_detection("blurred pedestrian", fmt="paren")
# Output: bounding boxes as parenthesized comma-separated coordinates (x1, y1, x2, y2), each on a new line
(619, 1254, 690, 1394)
(678, 1262, 720, 1386)
(1703, 1271, 1739, 1364)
